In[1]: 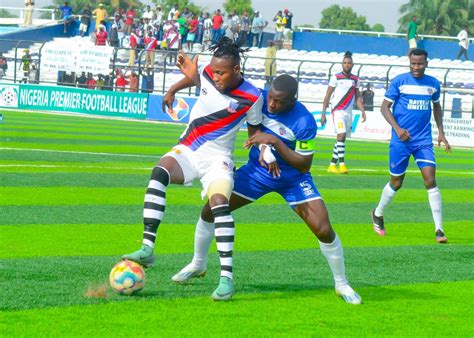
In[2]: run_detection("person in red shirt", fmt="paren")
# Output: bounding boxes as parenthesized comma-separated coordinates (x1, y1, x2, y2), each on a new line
(212, 9, 223, 43)
(144, 30, 158, 69)
(85, 73, 97, 89)
(124, 6, 136, 35)
(187, 14, 199, 51)
(95, 25, 108, 46)
(128, 31, 138, 66)
(115, 69, 128, 91)
(127, 71, 139, 92)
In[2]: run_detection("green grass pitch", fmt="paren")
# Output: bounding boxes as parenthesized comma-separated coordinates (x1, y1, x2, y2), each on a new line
(1, 110, 473, 336)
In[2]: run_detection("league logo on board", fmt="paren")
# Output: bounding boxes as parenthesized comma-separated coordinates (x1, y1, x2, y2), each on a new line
(167, 98, 190, 121)
(0, 85, 19, 108)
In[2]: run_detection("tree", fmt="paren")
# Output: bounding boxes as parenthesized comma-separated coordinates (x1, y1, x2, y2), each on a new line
(0, 9, 15, 18)
(223, 0, 253, 15)
(40, 0, 145, 19)
(152, 0, 202, 16)
(319, 5, 370, 31)
(397, 0, 472, 36)
(372, 23, 385, 32)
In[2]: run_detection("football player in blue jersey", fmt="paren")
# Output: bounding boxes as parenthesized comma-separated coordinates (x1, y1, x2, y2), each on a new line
(371, 48, 451, 243)
(172, 74, 362, 305)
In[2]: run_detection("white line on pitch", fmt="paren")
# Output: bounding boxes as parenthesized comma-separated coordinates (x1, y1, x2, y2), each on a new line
(0, 147, 160, 158)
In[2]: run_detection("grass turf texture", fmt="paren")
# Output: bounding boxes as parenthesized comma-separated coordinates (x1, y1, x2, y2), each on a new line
(1, 110, 473, 336)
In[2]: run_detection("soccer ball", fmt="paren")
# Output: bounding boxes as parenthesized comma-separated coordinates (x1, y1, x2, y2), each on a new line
(109, 260, 146, 295)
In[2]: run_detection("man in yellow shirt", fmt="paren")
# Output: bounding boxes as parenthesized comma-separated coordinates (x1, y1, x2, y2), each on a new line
(93, 3, 108, 29)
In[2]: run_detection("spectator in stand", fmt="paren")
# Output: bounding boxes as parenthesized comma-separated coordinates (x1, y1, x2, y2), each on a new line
(124, 6, 136, 35)
(163, 20, 180, 65)
(114, 7, 124, 21)
(96, 74, 105, 90)
(224, 14, 234, 41)
(187, 14, 198, 52)
(86, 73, 97, 89)
(196, 12, 205, 44)
(128, 71, 139, 92)
(182, 7, 192, 21)
(283, 9, 293, 41)
(93, 4, 108, 32)
(109, 24, 120, 47)
(153, 5, 164, 40)
(28, 63, 39, 84)
(407, 16, 418, 55)
(202, 12, 212, 51)
(128, 30, 138, 67)
(239, 11, 250, 46)
(212, 9, 223, 43)
(177, 14, 188, 48)
(140, 68, 154, 93)
(273, 10, 286, 44)
(96, 25, 108, 46)
(264, 40, 277, 88)
(143, 5, 154, 21)
(456, 25, 470, 60)
(19, 49, 31, 83)
(23, 0, 34, 27)
(59, 1, 73, 33)
(168, 4, 179, 21)
(362, 83, 374, 111)
(79, 5, 92, 37)
(115, 69, 128, 91)
(76, 72, 87, 88)
(104, 74, 113, 90)
(113, 13, 125, 35)
(0, 52, 8, 78)
(144, 29, 158, 69)
(231, 11, 240, 38)
(251, 10, 267, 47)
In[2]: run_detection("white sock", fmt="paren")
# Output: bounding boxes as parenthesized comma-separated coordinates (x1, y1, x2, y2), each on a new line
(191, 217, 214, 269)
(319, 234, 348, 289)
(427, 186, 443, 231)
(375, 183, 397, 217)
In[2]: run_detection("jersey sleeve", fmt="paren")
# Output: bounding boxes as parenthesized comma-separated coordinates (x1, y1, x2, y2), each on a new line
(328, 74, 337, 88)
(294, 115, 317, 156)
(432, 79, 441, 103)
(384, 76, 400, 103)
(246, 93, 263, 126)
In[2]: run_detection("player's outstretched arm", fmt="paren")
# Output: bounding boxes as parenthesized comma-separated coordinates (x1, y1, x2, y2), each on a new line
(162, 76, 195, 113)
(381, 99, 411, 142)
(321, 86, 335, 126)
(433, 101, 451, 153)
(176, 50, 200, 87)
(355, 89, 366, 122)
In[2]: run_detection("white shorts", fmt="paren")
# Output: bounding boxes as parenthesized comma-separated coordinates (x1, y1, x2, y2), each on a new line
(79, 23, 89, 32)
(332, 110, 353, 137)
(163, 144, 234, 198)
(409, 38, 417, 49)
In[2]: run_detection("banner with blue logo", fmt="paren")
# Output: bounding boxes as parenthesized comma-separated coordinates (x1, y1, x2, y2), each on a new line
(147, 94, 197, 123)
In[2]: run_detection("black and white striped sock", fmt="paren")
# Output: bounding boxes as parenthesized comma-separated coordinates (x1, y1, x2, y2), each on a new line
(331, 142, 338, 164)
(337, 141, 345, 164)
(142, 166, 170, 248)
(211, 204, 234, 279)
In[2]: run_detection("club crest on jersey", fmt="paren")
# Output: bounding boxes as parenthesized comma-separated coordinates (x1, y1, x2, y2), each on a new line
(201, 88, 208, 95)
(427, 88, 433, 94)
(279, 127, 287, 135)
(227, 100, 239, 113)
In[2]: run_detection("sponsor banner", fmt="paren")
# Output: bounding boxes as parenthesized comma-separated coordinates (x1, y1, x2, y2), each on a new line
(305, 103, 473, 148)
(41, 40, 114, 74)
(1, 84, 147, 119)
(0, 83, 20, 108)
(147, 94, 196, 123)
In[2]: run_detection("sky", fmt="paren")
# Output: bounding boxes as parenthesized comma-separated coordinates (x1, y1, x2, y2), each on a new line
(3, 0, 407, 32)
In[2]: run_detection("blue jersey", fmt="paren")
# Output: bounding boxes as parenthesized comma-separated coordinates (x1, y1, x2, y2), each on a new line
(248, 90, 317, 181)
(384, 72, 440, 145)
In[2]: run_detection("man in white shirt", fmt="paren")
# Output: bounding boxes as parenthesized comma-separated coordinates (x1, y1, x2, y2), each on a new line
(456, 26, 470, 60)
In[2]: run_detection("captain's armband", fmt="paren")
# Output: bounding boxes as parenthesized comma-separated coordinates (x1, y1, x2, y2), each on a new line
(295, 139, 315, 154)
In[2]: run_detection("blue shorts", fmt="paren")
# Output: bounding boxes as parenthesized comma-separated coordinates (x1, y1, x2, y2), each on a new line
(233, 163, 322, 206)
(64, 15, 72, 20)
(389, 142, 436, 176)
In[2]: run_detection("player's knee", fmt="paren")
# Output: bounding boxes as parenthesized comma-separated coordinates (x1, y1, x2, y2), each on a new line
(423, 176, 436, 189)
(315, 223, 334, 242)
(390, 177, 403, 190)
(209, 193, 229, 207)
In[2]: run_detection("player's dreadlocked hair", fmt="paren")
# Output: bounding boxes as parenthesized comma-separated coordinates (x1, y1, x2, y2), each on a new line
(343, 51, 353, 60)
(208, 37, 247, 65)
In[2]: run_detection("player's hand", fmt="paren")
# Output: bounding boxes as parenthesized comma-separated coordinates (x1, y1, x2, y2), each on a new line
(244, 133, 278, 149)
(320, 113, 327, 126)
(258, 145, 281, 178)
(396, 128, 411, 142)
(361, 111, 367, 123)
(176, 50, 199, 85)
(438, 133, 451, 153)
(162, 91, 175, 115)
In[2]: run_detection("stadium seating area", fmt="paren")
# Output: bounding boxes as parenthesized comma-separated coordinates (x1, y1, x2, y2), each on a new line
(2, 36, 473, 116)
